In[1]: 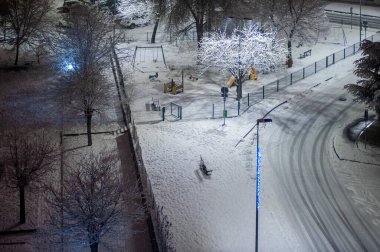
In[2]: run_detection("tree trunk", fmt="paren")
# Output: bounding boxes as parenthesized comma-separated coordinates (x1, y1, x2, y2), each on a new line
(287, 40, 293, 68)
(287, 40, 292, 59)
(19, 186, 25, 224)
(151, 18, 159, 44)
(90, 243, 98, 252)
(237, 74, 243, 100)
(86, 111, 93, 146)
(196, 22, 204, 48)
(14, 42, 20, 66)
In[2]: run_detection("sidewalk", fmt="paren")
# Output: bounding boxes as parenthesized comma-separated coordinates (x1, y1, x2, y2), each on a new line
(326, 2, 380, 16)
(116, 133, 154, 252)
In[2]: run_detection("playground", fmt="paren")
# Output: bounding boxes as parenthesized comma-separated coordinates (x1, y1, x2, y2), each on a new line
(116, 17, 380, 251)
(120, 21, 379, 124)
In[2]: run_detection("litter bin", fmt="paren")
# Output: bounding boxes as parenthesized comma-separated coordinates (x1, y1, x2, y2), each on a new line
(145, 102, 151, 111)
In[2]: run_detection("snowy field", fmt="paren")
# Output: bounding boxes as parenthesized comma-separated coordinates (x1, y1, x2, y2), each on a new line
(118, 11, 380, 252)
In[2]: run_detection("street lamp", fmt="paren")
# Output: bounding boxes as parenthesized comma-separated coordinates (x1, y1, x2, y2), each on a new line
(360, 0, 362, 44)
(255, 118, 272, 252)
(363, 20, 368, 39)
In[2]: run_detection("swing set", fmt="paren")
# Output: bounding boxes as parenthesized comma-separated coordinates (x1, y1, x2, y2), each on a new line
(132, 45, 167, 68)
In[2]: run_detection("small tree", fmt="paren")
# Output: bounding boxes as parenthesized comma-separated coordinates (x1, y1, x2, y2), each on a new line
(69, 69, 111, 146)
(0, 0, 53, 65)
(45, 150, 144, 252)
(258, 0, 328, 66)
(2, 128, 56, 224)
(198, 23, 285, 100)
(345, 40, 380, 117)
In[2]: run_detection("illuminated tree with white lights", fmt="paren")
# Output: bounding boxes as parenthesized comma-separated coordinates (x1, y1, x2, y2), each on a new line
(198, 23, 286, 100)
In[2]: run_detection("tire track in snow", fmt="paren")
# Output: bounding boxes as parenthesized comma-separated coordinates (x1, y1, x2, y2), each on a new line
(269, 89, 380, 251)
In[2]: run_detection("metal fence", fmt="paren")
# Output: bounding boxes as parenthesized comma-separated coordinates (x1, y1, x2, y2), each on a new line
(170, 102, 183, 120)
(249, 33, 380, 100)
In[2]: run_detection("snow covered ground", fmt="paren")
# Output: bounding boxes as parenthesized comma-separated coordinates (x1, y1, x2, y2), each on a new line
(118, 10, 380, 252)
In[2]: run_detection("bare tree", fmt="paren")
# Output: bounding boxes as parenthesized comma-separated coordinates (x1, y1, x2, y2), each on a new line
(258, 0, 328, 66)
(44, 149, 145, 252)
(156, 0, 232, 47)
(345, 40, 380, 117)
(68, 69, 111, 146)
(0, 0, 53, 65)
(53, 4, 117, 146)
(1, 128, 56, 224)
(54, 4, 115, 73)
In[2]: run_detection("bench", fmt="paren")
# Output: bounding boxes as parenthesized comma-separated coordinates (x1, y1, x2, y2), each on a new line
(199, 156, 212, 176)
(151, 98, 160, 111)
(24, 60, 36, 66)
(299, 49, 311, 59)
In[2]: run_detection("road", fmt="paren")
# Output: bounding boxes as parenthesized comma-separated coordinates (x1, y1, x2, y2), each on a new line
(325, 9, 380, 30)
(265, 75, 380, 251)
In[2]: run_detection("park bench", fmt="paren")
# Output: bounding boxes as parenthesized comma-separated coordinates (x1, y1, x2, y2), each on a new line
(151, 98, 161, 111)
(200, 156, 212, 176)
(24, 60, 36, 66)
(299, 49, 311, 59)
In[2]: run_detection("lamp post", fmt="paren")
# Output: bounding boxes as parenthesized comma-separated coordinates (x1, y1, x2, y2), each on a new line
(350, 7, 353, 30)
(255, 118, 272, 252)
(363, 20, 368, 39)
(360, 0, 362, 44)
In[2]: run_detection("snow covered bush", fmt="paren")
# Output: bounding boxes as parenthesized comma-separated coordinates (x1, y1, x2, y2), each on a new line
(198, 23, 286, 99)
(117, 0, 153, 22)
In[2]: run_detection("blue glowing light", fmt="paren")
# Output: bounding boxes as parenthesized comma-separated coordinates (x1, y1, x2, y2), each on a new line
(256, 147, 261, 209)
(66, 63, 74, 71)
(60, 58, 77, 72)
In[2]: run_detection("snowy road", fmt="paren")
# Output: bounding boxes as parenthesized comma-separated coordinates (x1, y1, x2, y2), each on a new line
(265, 75, 380, 251)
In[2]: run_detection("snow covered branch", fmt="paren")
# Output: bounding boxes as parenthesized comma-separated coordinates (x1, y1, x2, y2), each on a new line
(198, 24, 286, 78)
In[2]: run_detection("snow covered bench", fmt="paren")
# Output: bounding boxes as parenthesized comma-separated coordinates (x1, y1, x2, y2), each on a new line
(200, 156, 212, 176)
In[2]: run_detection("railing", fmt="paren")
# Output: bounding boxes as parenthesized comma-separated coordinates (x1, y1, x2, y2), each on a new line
(255, 33, 380, 100)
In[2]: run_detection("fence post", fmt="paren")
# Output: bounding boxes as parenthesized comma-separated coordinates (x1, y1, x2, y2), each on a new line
(170, 102, 173, 115)
(147, 32, 149, 42)
(238, 101, 240, 116)
(290, 73, 293, 85)
(262, 86, 265, 99)
(162, 107, 165, 121)
(353, 43, 356, 54)
(277, 80, 279, 92)
(212, 104, 214, 119)
(326, 56, 328, 68)
(344, 48, 346, 59)
(303, 68, 305, 79)
(248, 93, 250, 106)
(315, 62, 317, 73)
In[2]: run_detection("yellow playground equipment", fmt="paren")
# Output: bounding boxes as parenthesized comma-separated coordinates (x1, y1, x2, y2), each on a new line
(164, 79, 183, 95)
(226, 75, 237, 88)
(250, 66, 257, 80)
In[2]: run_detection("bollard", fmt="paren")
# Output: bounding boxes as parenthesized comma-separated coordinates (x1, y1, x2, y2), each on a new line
(248, 93, 250, 106)
(238, 101, 240, 115)
(277, 80, 279, 92)
(162, 107, 165, 121)
(212, 104, 214, 118)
